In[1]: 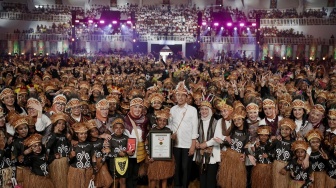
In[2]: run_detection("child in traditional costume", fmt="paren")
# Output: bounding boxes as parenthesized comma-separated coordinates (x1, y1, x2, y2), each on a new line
(216, 109, 249, 188)
(23, 133, 54, 188)
(0, 129, 13, 188)
(306, 129, 328, 188)
(10, 113, 30, 187)
(324, 107, 336, 187)
(147, 108, 175, 188)
(280, 140, 313, 188)
(67, 122, 96, 188)
(251, 126, 273, 188)
(107, 118, 132, 188)
(46, 112, 70, 188)
(266, 118, 296, 188)
(87, 119, 113, 188)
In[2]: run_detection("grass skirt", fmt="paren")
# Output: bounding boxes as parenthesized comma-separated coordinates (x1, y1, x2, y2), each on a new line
(16, 166, 31, 188)
(288, 180, 304, 188)
(95, 157, 113, 188)
(313, 171, 326, 188)
(272, 160, 289, 188)
(28, 174, 54, 188)
(251, 163, 272, 188)
(0, 167, 13, 188)
(49, 157, 69, 188)
(67, 166, 93, 188)
(217, 149, 246, 188)
(326, 175, 336, 188)
(147, 157, 175, 180)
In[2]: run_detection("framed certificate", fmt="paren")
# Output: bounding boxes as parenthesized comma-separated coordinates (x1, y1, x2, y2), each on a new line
(150, 130, 172, 160)
(127, 138, 136, 151)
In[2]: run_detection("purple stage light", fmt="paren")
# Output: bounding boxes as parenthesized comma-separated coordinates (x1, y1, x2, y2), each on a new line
(252, 23, 257, 26)
(239, 23, 244, 27)
(100, 20, 105, 24)
(88, 20, 93, 24)
(75, 20, 79, 23)
(234, 27, 237, 30)
(214, 22, 219, 26)
(202, 22, 206, 26)
(112, 21, 118, 24)
(127, 21, 132, 24)
(227, 22, 232, 26)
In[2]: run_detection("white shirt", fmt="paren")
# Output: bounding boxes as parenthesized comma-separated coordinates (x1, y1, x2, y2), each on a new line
(168, 103, 198, 149)
(35, 114, 52, 132)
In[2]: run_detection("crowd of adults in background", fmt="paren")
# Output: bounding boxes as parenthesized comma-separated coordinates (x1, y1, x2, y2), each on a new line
(249, 7, 329, 19)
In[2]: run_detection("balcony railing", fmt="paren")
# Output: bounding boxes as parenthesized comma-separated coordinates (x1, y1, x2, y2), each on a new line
(260, 18, 336, 26)
(1, 33, 335, 45)
(0, 12, 70, 22)
(200, 36, 256, 44)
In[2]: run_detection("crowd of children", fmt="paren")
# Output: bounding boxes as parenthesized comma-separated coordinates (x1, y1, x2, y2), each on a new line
(0, 53, 335, 188)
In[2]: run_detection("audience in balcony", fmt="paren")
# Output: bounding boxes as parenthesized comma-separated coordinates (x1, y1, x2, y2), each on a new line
(249, 8, 329, 19)
(260, 27, 305, 37)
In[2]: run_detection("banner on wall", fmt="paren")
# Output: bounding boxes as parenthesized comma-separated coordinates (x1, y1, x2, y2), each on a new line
(270, 0, 277, 9)
(262, 44, 268, 60)
(296, 44, 305, 59)
(321, 45, 329, 59)
(309, 44, 316, 59)
(286, 45, 292, 58)
(274, 44, 281, 57)
(13, 41, 19, 54)
(38, 40, 44, 54)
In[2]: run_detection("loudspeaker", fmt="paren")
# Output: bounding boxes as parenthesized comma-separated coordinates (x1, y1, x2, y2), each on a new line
(197, 11, 202, 26)
(131, 11, 135, 22)
(100, 11, 121, 21)
(71, 11, 76, 25)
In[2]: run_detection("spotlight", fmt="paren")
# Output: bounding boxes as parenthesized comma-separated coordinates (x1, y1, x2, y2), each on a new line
(127, 20, 132, 24)
(99, 20, 105, 24)
(34, 53, 36, 56)
(112, 21, 118, 24)
(221, 27, 224, 30)
(283, 57, 286, 60)
(234, 27, 237, 30)
(214, 22, 219, 26)
(252, 23, 257, 27)
(46, 53, 49, 56)
(71, 38, 75, 42)
(227, 22, 232, 27)
(21, 53, 24, 55)
(133, 39, 136, 42)
(323, 57, 326, 60)
(239, 23, 244, 27)
(247, 27, 250, 31)
(309, 57, 312, 60)
(122, 24, 125, 27)
(207, 26, 210, 30)
(75, 20, 79, 23)
(8, 53, 11, 55)
(202, 22, 206, 26)
(109, 24, 112, 27)
(88, 20, 93, 24)
(94, 24, 98, 27)
(270, 57, 273, 59)
(296, 57, 299, 59)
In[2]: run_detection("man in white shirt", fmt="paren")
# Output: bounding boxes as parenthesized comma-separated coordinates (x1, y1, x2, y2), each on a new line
(169, 81, 198, 188)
